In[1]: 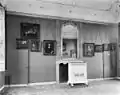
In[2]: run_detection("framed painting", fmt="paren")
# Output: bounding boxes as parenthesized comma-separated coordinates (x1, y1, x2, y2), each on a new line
(16, 38, 28, 49)
(43, 40, 56, 56)
(110, 43, 117, 51)
(103, 44, 110, 51)
(83, 43, 94, 57)
(29, 39, 41, 52)
(94, 45, 103, 52)
(21, 23, 40, 39)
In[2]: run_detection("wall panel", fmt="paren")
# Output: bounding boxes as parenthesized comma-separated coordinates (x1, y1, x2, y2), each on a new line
(80, 23, 118, 79)
(7, 15, 57, 83)
(29, 19, 56, 83)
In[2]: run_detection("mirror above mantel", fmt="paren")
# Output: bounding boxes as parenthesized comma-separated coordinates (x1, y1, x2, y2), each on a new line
(61, 22, 79, 59)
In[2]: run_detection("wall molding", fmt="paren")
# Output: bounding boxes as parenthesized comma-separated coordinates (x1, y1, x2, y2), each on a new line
(2, 77, 119, 89)
(115, 77, 120, 79)
(28, 81, 56, 86)
(5, 0, 117, 24)
(88, 77, 116, 82)
(7, 11, 116, 25)
(5, 84, 28, 87)
(4, 81, 56, 87)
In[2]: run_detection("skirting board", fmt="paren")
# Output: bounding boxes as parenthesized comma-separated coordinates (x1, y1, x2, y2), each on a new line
(115, 77, 120, 80)
(5, 81, 56, 87)
(88, 77, 115, 82)
(4, 77, 116, 88)
(0, 85, 5, 92)
(28, 81, 56, 86)
(5, 84, 28, 87)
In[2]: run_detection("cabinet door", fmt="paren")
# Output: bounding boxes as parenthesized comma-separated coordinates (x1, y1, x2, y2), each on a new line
(68, 63, 87, 83)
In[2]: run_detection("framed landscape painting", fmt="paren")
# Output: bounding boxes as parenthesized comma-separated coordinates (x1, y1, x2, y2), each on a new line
(21, 23, 40, 39)
(95, 45, 103, 52)
(16, 38, 28, 49)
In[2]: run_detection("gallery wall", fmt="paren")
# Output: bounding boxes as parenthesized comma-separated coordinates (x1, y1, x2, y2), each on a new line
(6, 14, 118, 84)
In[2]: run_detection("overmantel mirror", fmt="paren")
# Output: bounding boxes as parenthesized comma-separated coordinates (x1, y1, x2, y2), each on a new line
(61, 21, 79, 59)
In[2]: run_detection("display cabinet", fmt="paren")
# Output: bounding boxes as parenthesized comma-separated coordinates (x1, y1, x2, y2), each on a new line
(56, 22, 88, 86)
(56, 59, 88, 86)
(68, 60, 88, 86)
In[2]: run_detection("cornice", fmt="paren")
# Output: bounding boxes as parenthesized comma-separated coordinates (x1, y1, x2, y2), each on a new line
(4, 0, 120, 24)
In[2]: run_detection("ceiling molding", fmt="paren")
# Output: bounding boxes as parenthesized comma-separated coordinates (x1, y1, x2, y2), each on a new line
(7, 11, 117, 25)
(36, 0, 115, 11)
(6, 0, 116, 24)
(6, 0, 120, 24)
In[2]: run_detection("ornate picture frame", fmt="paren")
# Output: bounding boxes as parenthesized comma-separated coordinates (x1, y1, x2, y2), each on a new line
(83, 43, 95, 57)
(102, 44, 110, 51)
(110, 43, 117, 51)
(21, 23, 40, 39)
(29, 39, 41, 52)
(43, 40, 56, 56)
(94, 45, 103, 52)
(16, 38, 28, 49)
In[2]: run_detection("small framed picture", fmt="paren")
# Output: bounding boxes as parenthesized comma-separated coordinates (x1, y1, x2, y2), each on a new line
(16, 38, 28, 49)
(110, 43, 117, 51)
(95, 45, 103, 52)
(43, 40, 56, 56)
(103, 44, 110, 51)
(29, 39, 41, 52)
(83, 43, 95, 57)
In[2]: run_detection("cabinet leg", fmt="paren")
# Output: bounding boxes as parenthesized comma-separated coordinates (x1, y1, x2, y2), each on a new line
(67, 81, 70, 85)
(85, 82, 88, 87)
(71, 83, 74, 87)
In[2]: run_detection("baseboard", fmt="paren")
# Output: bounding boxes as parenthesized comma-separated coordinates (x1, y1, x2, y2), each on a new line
(28, 81, 56, 86)
(88, 77, 115, 82)
(115, 77, 120, 79)
(3, 78, 117, 88)
(5, 84, 28, 87)
(0, 85, 5, 92)
(4, 81, 56, 87)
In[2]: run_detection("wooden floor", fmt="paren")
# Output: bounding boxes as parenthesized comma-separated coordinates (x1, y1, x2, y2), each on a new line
(2, 79, 120, 95)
